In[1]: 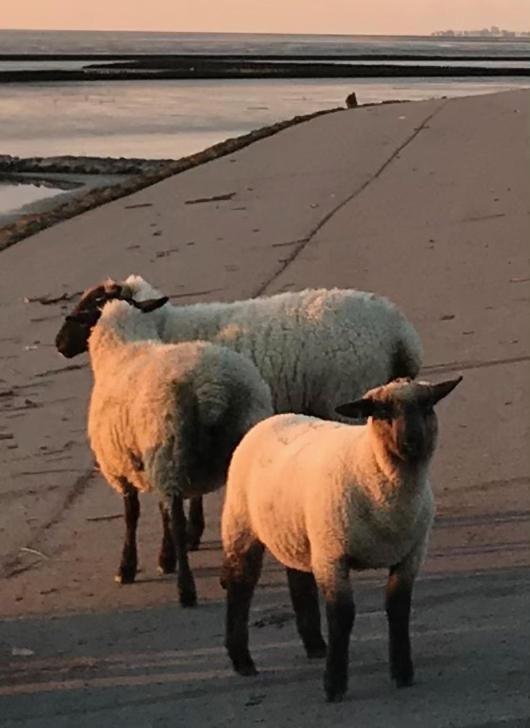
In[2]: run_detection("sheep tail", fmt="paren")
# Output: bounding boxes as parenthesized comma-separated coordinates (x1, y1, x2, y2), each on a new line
(392, 324, 423, 380)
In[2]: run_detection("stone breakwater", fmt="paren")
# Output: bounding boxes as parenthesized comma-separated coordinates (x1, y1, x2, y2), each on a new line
(0, 106, 344, 251)
(0, 155, 171, 177)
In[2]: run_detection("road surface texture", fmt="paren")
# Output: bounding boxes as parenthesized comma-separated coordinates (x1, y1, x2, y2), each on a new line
(0, 90, 529, 727)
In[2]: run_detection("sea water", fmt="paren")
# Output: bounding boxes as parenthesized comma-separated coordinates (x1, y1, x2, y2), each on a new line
(0, 30, 528, 160)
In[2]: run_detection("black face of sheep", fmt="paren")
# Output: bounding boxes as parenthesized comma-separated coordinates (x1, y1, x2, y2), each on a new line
(55, 281, 168, 358)
(335, 376, 462, 463)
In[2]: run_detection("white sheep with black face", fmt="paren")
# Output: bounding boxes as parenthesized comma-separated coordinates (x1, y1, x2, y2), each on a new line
(55, 281, 272, 606)
(56, 273, 423, 554)
(220, 376, 462, 702)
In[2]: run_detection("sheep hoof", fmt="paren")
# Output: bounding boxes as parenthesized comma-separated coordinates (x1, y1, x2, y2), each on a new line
(307, 645, 327, 660)
(186, 537, 201, 552)
(232, 659, 258, 677)
(395, 674, 415, 688)
(179, 594, 198, 608)
(325, 688, 346, 703)
(114, 569, 136, 584)
(179, 587, 198, 607)
(324, 673, 347, 702)
(157, 561, 176, 575)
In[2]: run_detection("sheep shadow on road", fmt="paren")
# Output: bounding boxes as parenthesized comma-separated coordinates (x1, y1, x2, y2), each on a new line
(1, 566, 529, 728)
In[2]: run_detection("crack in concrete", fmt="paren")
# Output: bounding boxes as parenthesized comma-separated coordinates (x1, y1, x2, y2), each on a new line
(254, 100, 447, 296)
(1, 467, 95, 579)
(253, 237, 311, 296)
(422, 353, 530, 375)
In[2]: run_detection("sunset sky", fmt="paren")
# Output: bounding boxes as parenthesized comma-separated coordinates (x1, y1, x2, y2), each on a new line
(2, 0, 529, 34)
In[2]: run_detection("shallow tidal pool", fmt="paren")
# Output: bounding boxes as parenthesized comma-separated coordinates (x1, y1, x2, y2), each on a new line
(0, 177, 71, 218)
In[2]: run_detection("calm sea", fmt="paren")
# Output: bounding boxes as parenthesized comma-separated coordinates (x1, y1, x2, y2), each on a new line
(0, 30, 529, 160)
(2, 29, 530, 57)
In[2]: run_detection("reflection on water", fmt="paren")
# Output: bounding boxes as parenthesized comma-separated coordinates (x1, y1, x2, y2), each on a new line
(0, 60, 95, 72)
(0, 177, 75, 216)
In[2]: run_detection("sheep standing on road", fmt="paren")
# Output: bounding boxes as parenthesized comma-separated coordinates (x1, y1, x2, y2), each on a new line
(57, 274, 423, 553)
(221, 376, 462, 701)
(55, 282, 272, 605)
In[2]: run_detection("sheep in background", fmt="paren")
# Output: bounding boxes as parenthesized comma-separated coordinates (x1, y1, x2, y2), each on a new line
(56, 274, 423, 552)
(120, 275, 423, 418)
(221, 376, 462, 701)
(55, 282, 272, 605)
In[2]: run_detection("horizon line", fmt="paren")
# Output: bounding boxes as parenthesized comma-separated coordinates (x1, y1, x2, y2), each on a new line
(0, 28, 438, 36)
(1, 27, 529, 37)
(2, 27, 529, 37)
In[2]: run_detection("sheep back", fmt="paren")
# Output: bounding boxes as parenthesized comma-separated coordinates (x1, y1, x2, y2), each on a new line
(222, 413, 433, 581)
(88, 339, 272, 500)
(123, 278, 422, 418)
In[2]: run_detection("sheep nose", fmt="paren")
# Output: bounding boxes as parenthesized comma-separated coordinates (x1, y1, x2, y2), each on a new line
(55, 322, 82, 358)
(398, 419, 428, 459)
(55, 328, 70, 357)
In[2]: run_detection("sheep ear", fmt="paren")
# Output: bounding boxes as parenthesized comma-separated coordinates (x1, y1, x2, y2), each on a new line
(335, 397, 375, 419)
(131, 296, 169, 313)
(105, 282, 123, 299)
(429, 376, 463, 406)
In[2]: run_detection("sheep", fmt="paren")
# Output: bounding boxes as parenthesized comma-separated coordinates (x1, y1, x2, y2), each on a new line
(55, 281, 273, 605)
(220, 375, 462, 701)
(55, 273, 423, 553)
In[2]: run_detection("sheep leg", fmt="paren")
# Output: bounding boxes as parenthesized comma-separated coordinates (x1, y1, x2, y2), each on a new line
(157, 501, 176, 574)
(168, 495, 197, 607)
(317, 562, 355, 703)
(115, 480, 140, 584)
(385, 566, 414, 687)
(222, 540, 264, 677)
(186, 497, 205, 551)
(286, 568, 327, 658)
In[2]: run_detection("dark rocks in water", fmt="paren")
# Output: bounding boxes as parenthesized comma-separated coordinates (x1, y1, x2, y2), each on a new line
(0, 154, 169, 176)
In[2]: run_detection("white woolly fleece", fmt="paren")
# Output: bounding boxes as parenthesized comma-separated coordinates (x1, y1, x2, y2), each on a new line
(87, 299, 273, 499)
(222, 412, 434, 591)
(122, 275, 423, 418)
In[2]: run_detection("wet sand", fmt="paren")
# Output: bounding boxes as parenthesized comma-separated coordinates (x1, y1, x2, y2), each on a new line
(0, 90, 528, 727)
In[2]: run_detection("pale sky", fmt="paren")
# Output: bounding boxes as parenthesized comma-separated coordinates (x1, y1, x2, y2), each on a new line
(1, 0, 529, 34)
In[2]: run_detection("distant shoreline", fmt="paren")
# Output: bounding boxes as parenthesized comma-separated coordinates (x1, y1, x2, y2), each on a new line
(2, 53, 530, 61)
(2, 29, 530, 40)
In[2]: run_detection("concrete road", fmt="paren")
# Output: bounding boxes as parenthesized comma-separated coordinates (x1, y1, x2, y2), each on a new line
(0, 90, 529, 727)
